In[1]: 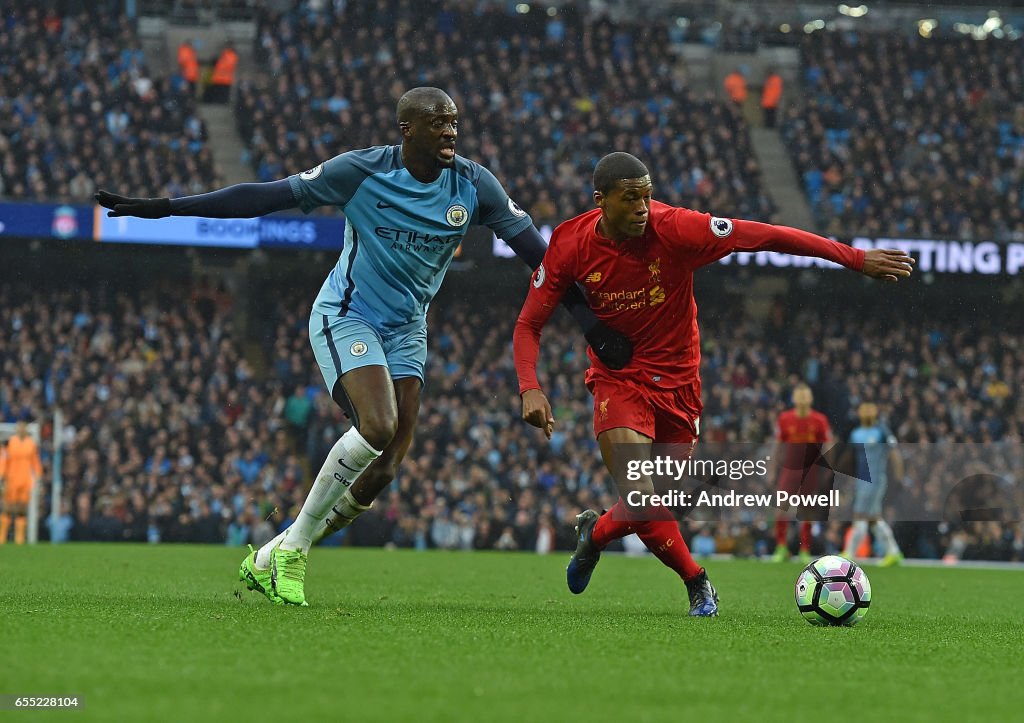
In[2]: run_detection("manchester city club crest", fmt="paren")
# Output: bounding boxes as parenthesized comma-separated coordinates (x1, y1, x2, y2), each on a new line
(446, 204, 469, 227)
(350, 341, 368, 357)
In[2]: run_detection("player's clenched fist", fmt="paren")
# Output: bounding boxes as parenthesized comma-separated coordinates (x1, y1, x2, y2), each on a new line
(521, 389, 554, 439)
(861, 249, 915, 282)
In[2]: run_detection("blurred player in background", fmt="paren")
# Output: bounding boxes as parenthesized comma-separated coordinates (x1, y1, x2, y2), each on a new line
(771, 384, 833, 564)
(96, 87, 631, 606)
(513, 152, 914, 616)
(0, 420, 42, 545)
(843, 401, 904, 566)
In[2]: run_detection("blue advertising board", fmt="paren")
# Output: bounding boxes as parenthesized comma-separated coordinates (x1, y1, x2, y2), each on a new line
(2, 200, 1023, 273)
(95, 213, 345, 249)
(0, 202, 93, 240)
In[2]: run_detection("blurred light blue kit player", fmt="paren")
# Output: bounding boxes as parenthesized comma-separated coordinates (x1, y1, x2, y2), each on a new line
(844, 402, 904, 566)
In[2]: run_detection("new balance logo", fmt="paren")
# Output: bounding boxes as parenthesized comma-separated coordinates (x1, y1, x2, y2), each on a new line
(585, 272, 602, 283)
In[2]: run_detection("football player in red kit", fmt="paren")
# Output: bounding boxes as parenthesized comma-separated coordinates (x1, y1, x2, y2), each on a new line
(513, 152, 913, 616)
(771, 383, 833, 564)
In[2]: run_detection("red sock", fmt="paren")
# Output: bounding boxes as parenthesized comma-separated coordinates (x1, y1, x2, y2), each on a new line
(799, 521, 812, 552)
(636, 519, 702, 582)
(591, 499, 635, 549)
(775, 519, 788, 547)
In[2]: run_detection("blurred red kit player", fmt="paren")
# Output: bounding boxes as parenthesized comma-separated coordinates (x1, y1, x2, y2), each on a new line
(771, 384, 833, 563)
(513, 152, 913, 615)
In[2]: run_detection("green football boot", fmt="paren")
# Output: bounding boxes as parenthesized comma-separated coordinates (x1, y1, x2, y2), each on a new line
(880, 552, 904, 567)
(797, 550, 813, 565)
(238, 544, 283, 605)
(271, 546, 309, 606)
(770, 544, 789, 563)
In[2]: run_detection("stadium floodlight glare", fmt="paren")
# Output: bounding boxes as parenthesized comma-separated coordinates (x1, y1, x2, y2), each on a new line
(918, 19, 938, 38)
(515, 3, 529, 13)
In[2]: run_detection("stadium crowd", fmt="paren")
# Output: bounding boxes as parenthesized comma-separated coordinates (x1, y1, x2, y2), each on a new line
(1, 3, 1021, 561)
(0, 1, 220, 202)
(783, 31, 1024, 241)
(6, 272, 1020, 563)
(236, 0, 775, 225)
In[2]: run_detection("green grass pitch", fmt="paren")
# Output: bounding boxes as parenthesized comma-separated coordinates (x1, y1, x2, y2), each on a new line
(2, 545, 1021, 722)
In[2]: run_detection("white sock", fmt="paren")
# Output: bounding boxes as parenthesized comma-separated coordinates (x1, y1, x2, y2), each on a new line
(255, 530, 288, 570)
(846, 520, 869, 557)
(873, 519, 901, 556)
(279, 428, 381, 554)
(312, 488, 374, 544)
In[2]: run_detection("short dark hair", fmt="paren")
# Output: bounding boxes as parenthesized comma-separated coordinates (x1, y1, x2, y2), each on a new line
(397, 87, 454, 124)
(593, 152, 649, 193)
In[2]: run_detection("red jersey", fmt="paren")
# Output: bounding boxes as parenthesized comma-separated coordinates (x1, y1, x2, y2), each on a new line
(776, 408, 832, 472)
(776, 409, 832, 444)
(514, 201, 864, 393)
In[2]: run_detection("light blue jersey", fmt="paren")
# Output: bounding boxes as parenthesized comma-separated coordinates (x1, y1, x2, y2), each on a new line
(849, 423, 898, 515)
(849, 424, 897, 485)
(289, 145, 532, 330)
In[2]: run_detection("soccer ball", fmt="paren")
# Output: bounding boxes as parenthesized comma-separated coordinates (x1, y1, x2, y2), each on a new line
(794, 555, 871, 626)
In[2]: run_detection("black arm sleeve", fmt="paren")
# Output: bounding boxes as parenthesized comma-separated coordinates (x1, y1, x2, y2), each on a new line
(505, 225, 599, 333)
(169, 179, 297, 218)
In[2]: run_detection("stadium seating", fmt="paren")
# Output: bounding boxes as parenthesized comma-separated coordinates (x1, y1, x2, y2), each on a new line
(783, 31, 1024, 241)
(0, 2, 220, 201)
(236, 1, 776, 224)
(2, 5, 1020, 562)
(3, 265, 1021, 559)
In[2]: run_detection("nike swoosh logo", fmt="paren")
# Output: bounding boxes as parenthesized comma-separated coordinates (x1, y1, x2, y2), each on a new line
(339, 459, 359, 473)
(376, 201, 393, 209)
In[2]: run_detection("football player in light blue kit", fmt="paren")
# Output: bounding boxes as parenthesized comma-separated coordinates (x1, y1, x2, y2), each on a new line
(96, 87, 632, 605)
(844, 401, 904, 566)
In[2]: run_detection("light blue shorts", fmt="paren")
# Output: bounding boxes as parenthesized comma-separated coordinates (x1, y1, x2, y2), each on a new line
(853, 477, 888, 516)
(308, 313, 427, 394)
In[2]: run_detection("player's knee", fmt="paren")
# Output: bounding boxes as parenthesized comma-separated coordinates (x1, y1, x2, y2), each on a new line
(357, 410, 398, 451)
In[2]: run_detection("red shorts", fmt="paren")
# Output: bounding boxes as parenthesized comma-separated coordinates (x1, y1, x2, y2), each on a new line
(587, 374, 701, 443)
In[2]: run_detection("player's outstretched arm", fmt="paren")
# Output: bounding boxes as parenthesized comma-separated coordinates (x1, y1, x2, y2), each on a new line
(681, 211, 915, 281)
(505, 225, 632, 369)
(730, 220, 915, 280)
(95, 179, 298, 219)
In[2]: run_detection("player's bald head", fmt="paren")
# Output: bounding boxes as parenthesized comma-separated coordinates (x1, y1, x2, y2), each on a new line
(397, 87, 456, 124)
(593, 152, 650, 193)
